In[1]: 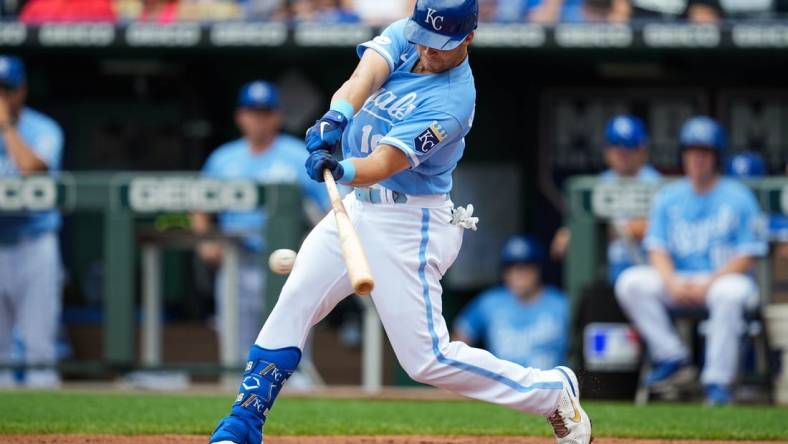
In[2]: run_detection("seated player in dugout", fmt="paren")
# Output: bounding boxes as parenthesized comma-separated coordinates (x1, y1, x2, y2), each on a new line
(453, 235, 570, 370)
(615, 116, 768, 406)
(724, 151, 788, 271)
(551, 114, 661, 283)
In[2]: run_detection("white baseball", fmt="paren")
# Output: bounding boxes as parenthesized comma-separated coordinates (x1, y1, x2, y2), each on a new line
(268, 249, 297, 275)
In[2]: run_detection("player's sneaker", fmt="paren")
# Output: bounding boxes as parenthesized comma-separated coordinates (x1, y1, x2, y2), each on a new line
(705, 384, 732, 406)
(645, 359, 695, 389)
(546, 366, 593, 444)
(210, 414, 261, 444)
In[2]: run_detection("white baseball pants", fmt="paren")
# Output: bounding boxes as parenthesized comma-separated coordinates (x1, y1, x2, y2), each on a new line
(615, 265, 758, 385)
(0, 232, 61, 387)
(255, 192, 565, 416)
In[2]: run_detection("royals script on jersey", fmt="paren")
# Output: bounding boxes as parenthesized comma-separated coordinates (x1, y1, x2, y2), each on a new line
(342, 19, 476, 195)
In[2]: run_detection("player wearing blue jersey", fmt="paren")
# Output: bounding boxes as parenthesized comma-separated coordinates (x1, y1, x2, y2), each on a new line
(551, 114, 660, 283)
(209, 2, 592, 444)
(600, 115, 661, 282)
(454, 235, 569, 370)
(0, 55, 64, 388)
(192, 80, 329, 363)
(616, 116, 768, 405)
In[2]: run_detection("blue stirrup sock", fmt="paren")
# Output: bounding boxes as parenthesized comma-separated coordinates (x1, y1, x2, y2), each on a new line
(229, 345, 302, 429)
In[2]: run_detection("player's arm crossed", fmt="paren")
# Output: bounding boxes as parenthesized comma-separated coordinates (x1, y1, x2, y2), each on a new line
(0, 101, 57, 174)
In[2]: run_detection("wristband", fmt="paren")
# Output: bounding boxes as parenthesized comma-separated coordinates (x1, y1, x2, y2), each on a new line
(337, 159, 356, 185)
(330, 99, 356, 122)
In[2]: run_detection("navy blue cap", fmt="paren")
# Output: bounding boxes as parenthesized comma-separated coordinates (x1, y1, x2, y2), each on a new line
(237, 81, 279, 110)
(680, 116, 727, 152)
(500, 235, 545, 269)
(605, 114, 648, 149)
(725, 152, 767, 178)
(0, 55, 26, 90)
(405, 0, 479, 50)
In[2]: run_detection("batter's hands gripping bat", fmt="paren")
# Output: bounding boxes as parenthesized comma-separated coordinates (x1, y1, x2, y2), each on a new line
(323, 169, 375, 296)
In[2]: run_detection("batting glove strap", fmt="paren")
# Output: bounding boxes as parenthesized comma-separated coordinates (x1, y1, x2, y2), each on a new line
(305, 110, 349, 154)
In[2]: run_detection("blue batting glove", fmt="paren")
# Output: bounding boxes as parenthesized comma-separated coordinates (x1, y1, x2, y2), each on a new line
(305, 110, 348, 154)
(305, 151, 344, 183)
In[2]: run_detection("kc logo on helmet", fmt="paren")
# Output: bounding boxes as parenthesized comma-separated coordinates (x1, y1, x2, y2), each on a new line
(425, 8, 444, 31)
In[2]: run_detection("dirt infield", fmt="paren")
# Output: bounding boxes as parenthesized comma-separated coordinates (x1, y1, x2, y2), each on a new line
(3, 436, 786, 444)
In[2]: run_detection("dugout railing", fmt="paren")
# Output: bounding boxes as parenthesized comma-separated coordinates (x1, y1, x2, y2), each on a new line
(0, 174, 301, 378)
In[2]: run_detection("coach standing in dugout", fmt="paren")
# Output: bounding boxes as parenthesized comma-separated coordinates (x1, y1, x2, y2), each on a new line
(551, 114, 660, 283)
(191, 80, 329, 363)
(0, 55, 64, 388)
(616, 116, 768, 406)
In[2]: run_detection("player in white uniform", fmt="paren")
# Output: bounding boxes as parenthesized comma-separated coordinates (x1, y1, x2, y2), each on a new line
(209, 1, 592, 443)
(615, 116, 768, 405)
(0, 55, 64, 388)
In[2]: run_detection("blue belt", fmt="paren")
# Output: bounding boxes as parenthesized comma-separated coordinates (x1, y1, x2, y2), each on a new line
(354, 188, 408, 204)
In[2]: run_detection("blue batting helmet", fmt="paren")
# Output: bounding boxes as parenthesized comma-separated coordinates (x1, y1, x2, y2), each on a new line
(405, 0, 479, 51)
(725, 152, 767, 178)
(679, 116, 726, 152)
(605, 114, 648, 149)
(500, 235, 545, 269)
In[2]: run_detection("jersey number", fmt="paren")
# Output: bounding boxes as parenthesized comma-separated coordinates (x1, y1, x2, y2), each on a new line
(360, 125, 383, 154)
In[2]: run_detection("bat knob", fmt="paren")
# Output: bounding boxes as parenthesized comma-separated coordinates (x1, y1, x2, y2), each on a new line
(355, 280, 374, 296)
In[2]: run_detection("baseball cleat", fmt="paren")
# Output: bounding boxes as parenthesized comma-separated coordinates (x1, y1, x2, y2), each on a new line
(645, 359, 693, 387)
(209, 414, 262, 444)
(547, 366, 593, 444)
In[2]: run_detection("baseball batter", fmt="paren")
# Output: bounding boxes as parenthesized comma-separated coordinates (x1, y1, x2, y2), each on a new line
(209, 1, 592, 443)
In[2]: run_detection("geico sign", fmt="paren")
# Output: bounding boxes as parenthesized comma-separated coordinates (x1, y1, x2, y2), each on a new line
(591, 183, 656, 218)
(128, 178, 258, 212)
(0, 177, 57, 211)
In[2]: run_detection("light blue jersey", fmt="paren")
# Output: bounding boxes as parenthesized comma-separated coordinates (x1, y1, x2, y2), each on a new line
(0, 107, 63, 243)
(645, 178, 768, 273)
(203, 135, 329, 252)
(454, 286, 569, 370)
(343, 19, 476, 196)
(601, 165, 662, 283)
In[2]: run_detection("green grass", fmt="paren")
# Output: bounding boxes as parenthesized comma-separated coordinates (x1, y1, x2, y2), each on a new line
(0, 392, 787, 440)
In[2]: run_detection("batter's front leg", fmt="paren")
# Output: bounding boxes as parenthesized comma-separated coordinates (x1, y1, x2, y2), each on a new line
(210, 207, 355, 444)
(360, 205, 592, 443)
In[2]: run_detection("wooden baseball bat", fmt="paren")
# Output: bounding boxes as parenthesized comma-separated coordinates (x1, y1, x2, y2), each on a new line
(323, 169, 375, 296)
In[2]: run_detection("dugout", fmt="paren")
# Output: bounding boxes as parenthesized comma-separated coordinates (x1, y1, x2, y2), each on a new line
(3, 21, 788, 387)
